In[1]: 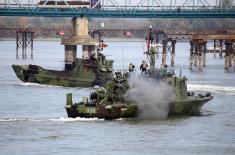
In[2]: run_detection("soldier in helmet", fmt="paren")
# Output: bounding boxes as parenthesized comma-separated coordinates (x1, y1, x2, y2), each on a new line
(140, 60, 148, 73)
(90, 50, 97, 65)
(159, 64, 168, 79)
(128, 63, 135, 73)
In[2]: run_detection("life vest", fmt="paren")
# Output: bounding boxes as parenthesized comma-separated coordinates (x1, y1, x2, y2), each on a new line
(99, 42, 107, 48)
(129, 64, 135, 71)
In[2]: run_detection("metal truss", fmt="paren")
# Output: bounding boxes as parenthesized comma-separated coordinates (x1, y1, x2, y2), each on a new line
(0, 0, 235, 18)
(1, 0, 235, 10)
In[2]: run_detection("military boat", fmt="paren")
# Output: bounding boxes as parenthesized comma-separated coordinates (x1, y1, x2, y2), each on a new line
(65, 27, 213, 119)
(12, 17, 113, 87)
(65, 71, 213, 119)
(12, 47, 113, 87)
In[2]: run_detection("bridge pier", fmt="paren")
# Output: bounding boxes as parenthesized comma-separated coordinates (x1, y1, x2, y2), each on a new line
(16, 30, 33, 59)
(224, 41, 233, 69)
(191, 39, 205, 70)
(233, 44, 235, 69)
(72, 17, 88, 36)
(213, 39, 223, 58)
(202, 41, 207, 67)
(171, 40, 176, 67)
(219, 40, 223, 58)
(161, 39, 176, 67)
(228, 41, 233, 67)
(213, 40, 216, 58)
(62, 17, 98, 70)
(198, 42, 203, 70)
(162, 40, 167, 65)
(229, 43, 234, 68)
(189, 40, 194, 69)
(65, 45, 77, 70)
(194, 41, 198, 67)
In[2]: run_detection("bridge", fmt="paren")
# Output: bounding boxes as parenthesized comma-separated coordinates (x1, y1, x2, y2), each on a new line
(1, 27, 235, 39)
(0, 0, 235, 18)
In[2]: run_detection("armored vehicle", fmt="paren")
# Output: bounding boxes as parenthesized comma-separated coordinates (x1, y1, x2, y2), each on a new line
(65, 27, 213, 119)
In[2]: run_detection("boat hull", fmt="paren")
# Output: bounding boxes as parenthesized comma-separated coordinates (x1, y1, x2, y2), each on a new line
(12, 64, 106, 87)
(169, 96, 213, 116)
(65, 103, 138, 120)
(65, 96, 213, 119)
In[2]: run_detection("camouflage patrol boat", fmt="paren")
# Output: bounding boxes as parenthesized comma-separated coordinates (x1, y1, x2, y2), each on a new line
(65, 27, 213, 119)
(65, 71, 213, 119)
(12, 42, 113, 87)
(12, 17, 113, 87)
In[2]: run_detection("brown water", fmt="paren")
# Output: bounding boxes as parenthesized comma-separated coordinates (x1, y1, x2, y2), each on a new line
(0, 40, 235, 155)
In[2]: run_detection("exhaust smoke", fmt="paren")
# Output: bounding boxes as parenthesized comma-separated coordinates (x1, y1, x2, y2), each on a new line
(125, 76, 175, 119)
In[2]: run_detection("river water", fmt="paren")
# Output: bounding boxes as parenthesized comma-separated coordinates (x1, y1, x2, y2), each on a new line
(0, 40, 235, 155)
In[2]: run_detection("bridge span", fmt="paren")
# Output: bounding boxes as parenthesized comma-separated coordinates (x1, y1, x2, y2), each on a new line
(1, 27, 235, 40)
(0, 0, 235, 18)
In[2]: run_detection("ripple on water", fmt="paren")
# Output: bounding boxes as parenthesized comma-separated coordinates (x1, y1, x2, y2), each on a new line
(188, 84, 235, 95)
(0, 117, 105, 122)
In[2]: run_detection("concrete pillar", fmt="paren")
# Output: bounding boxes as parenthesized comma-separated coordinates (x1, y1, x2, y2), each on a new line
(162, 40, 167, 65)
(171, 53, 175, 67)
(219, 40, 223, 58)
(189, 40, 194, 69)
(229, 54, 233, 67)
(225, 55, 229, 69)
(171, 40, 176, 67)
(233, 46, 235, 67)
(202, 42, 207, 67)
(213, 40, 216, 58)
(194, 42, 198, 67)
(228, 41, 233, 67)
(23, 31, 26, 59)
(82, 45, 96, 60)
(225, 41, 232, 69)
(233, 49, 235, 68)
(31, 32, 34, 59)
(72, 17, 89, 37)
(198, 55, 202, 70)
(198, 43, 202, 70)
(65, 45, 77, 70)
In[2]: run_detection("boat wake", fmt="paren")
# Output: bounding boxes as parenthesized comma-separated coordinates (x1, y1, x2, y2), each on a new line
(16, 82, 94, 91)
(17, 82, 66, 88)
(49, 117, 104, 122)
(0, 117, 104, 122)
(188, 84, 235, 95)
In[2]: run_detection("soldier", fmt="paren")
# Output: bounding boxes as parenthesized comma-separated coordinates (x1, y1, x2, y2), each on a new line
(140, 60, 148, 73)
(146, 25, 154, 44)
(90, 50, 97, 65)
(99, 40, 107, 51)
(128, 63, 135, 73)
(159, 64, 167, 79)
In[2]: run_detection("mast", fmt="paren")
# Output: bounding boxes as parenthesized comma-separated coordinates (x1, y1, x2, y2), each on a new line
(145, 25, 156, 78)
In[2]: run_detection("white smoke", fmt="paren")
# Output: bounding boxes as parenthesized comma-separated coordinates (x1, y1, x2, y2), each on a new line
(124, 76, 175, 119)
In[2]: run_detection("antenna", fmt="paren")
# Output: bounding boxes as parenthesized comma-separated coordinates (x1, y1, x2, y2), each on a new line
(121, 9, 124, 72)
